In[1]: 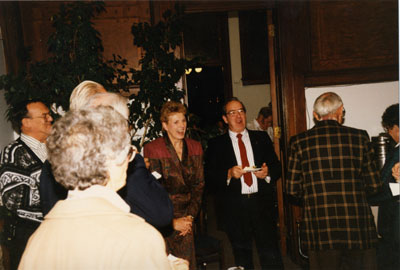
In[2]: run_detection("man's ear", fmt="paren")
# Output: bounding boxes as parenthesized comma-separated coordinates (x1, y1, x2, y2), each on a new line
(222, 115, 228, 124)
(313, 112, 320, 121)
(21, 118, 30, 129)
(336, 105, 344, 124)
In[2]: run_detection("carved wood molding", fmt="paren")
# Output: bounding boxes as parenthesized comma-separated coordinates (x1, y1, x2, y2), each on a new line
(305, 66, 399, 87)
(180, 0, 274, 13)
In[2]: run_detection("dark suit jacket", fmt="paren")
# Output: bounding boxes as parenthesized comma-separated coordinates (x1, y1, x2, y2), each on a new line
(376, 146, 399, 240)
(39, 154, 173, 228)
(204, 130, 281, 227)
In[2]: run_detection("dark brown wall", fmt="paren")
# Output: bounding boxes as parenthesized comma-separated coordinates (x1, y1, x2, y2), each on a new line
(306, 0, 398, 87)
(277, 0, 398, 142)
(1, 1, 151, 72)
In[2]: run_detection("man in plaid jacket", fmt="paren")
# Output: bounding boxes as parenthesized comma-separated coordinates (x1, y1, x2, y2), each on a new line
(286, 92, 382, 269)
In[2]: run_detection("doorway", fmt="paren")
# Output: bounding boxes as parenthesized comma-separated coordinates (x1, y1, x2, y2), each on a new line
(186, 66, 225, 130)
(183, 11, 232, 131)
(182, 7, 288, 261)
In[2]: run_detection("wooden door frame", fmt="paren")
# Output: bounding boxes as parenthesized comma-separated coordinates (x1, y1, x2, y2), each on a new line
(267, 9, 287, 256)
(177, 0, 290, 256)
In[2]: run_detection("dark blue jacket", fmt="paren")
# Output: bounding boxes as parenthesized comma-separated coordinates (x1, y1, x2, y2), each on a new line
(376, 146, 399, 240)
(39, 154, 173, 228)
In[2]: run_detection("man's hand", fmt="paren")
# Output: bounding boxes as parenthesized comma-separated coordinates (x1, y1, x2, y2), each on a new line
(392, 162, 400, 182)
(254, 163, 269, 179)
(228, 165, 245, 179)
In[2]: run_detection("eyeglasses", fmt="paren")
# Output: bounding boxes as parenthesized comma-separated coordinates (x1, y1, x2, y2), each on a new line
(25, 113, 52, 120)
(127, 145, 137, 163)
(226, 108, 245, 117)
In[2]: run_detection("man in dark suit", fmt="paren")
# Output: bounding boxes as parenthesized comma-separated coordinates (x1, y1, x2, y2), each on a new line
(370, 103, 399, 270)
(286, 92, 382, 269)
(205, 97, 283, 269)
(40, 82, 173, 228)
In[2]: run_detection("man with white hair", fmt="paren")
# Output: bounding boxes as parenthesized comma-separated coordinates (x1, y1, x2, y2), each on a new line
(39, 81, 173, 228)
(286, 91, 382, 269)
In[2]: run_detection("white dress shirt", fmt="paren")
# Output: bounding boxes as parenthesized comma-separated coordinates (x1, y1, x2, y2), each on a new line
(247, 119, 274, 142)
(247, 119, 263, 131)
(228, 129, 258, 194)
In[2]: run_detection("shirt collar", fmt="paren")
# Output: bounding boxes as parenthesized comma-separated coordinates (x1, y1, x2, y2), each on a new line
(67, 185, 130, 213)
(21, 133, 43, 148)
(21, 133, 47, 162)
(228, 129, 249, 140)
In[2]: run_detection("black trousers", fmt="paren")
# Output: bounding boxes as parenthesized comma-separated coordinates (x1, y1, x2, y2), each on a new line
(377, 237, 399, 270)
(308, 248, 377, 270)
(5, 219, 39, 270)
(224, 194, 283, 270)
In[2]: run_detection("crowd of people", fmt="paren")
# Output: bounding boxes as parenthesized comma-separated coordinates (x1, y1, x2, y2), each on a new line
(0, 82, 398, 270)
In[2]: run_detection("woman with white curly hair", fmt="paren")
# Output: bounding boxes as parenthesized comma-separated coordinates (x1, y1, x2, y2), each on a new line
(19, 106, 186, 269)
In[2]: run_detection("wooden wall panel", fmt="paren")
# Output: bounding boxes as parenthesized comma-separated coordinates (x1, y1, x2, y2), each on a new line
(19, 2, 60, 62)
(93, 1, 150, 69)
(17, 1, 150, 69)
(306, 0, 398, 85)
(0, 1, 25, 74)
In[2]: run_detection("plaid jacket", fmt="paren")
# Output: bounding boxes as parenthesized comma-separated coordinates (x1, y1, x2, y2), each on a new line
(286, 120, 381, 251)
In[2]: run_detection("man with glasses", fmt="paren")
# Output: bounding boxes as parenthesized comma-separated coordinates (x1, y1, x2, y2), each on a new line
(0, 100, 53, 270)
(205, 97, 283, 269)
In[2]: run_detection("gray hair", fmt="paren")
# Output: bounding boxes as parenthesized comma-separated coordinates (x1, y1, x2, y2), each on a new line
(69, 80, 105, 111)
(46, 106, 130, 190)
(87, 92, 129, 120)
(313, 92, 343, 118)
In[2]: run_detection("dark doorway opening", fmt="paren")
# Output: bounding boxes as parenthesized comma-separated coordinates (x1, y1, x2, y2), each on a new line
(187, 66, 225, 130)
(183, 11, 231, 133)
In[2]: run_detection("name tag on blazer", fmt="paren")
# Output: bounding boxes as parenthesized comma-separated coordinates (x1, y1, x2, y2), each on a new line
(152, 171, 162, 180)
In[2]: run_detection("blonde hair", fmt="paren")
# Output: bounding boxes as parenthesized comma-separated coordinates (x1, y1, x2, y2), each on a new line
(69, 80, 106, 111)
(160, 101, 187, 123)
(88, 92, 129, 120)
(46, 107, 130, 190)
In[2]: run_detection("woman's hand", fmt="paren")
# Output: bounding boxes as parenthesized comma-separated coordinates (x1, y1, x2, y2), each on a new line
(144, 157, 150, 169)
(172, 216, 193, 236)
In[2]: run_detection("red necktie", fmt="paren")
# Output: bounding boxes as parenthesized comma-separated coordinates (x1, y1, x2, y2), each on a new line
(237, 133, 253, 186)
